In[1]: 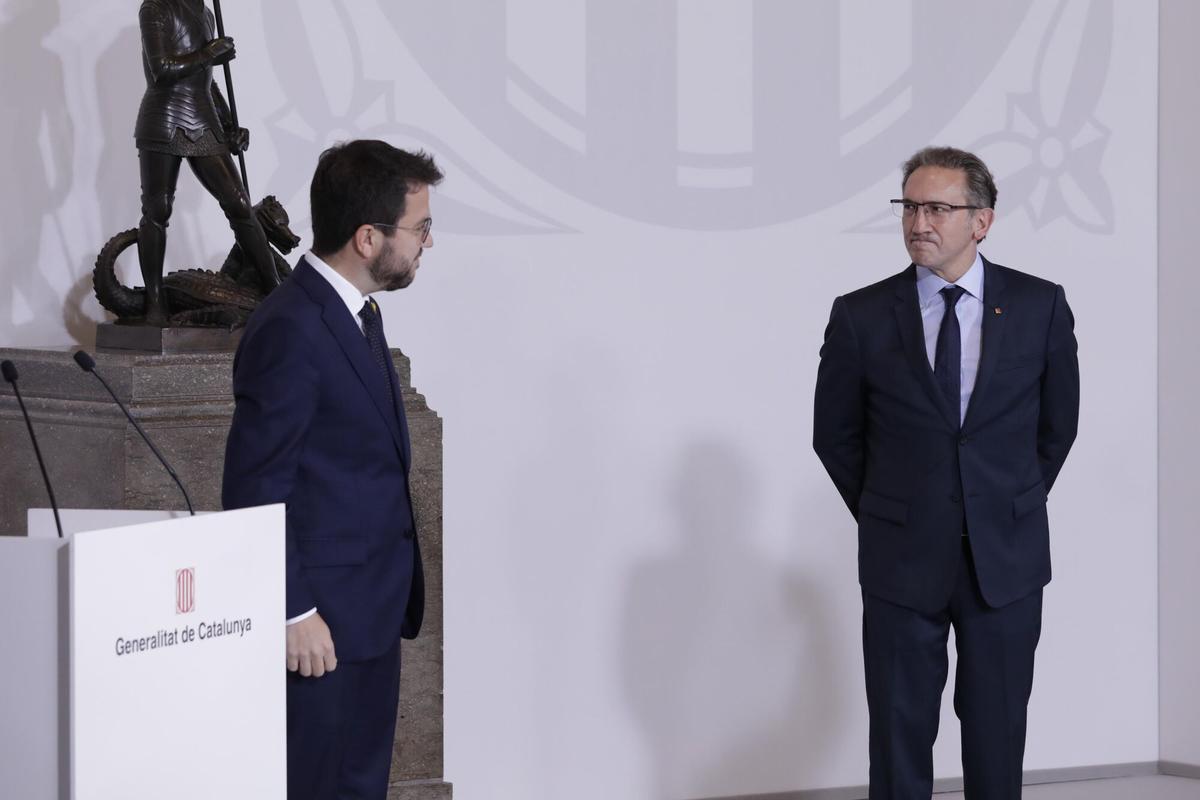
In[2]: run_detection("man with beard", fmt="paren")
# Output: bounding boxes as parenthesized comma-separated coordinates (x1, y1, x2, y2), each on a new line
(813, 146, 1078, 798)
(223, 140, 443, 800)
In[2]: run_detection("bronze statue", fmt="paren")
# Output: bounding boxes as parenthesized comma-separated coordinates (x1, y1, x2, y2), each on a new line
(132, 0, 281, 325)
(94, 195, 300, 328)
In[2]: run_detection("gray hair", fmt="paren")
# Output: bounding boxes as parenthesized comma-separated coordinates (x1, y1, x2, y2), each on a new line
(901, 146, 998, 210)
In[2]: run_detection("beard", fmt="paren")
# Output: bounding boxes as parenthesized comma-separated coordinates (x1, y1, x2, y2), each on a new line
(367, 238, 416, 291)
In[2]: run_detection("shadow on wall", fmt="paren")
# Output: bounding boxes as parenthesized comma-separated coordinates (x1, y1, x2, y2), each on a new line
(95, 24, 142, 241)
(0, 0, 74, 347)
(622, 441, 841, 800)
(60, 22, 147, 348)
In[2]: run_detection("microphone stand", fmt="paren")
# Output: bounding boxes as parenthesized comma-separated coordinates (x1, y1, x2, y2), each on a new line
(1, 360, 63, 537)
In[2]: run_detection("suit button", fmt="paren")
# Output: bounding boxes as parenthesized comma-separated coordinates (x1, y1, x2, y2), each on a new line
(959, 436, 969, 445)
(949, 494, 961, 503)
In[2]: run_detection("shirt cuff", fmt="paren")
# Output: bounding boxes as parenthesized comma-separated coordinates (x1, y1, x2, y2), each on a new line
(286, 607, 318, 625)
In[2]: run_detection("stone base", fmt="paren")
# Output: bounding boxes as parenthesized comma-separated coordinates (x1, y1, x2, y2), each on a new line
(96, 321, 243, 354)
(0, 346, 448, 791)
(390, 779, 454, 799)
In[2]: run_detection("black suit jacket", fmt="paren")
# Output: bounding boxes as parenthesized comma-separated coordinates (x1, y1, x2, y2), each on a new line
(223, 258, 424, 661)
(813, 258, 1079, 612)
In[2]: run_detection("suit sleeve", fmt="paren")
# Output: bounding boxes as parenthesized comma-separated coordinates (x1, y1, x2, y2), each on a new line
(1037, 284, 1080, 493)
(813, 296, 867, 520)
(222, 315, 321, 618)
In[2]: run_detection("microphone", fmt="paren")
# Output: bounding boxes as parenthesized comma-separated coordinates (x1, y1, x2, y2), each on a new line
(2, 360, 63, 538)
(72, 351, 195, 516)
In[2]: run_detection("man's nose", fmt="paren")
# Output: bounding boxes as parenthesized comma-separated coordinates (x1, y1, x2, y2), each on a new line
(910, 208, 934, 232)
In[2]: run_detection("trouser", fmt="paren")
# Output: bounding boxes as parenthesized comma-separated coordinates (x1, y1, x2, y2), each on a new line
(862, 538, 1043, 800)
(285, 637, 403, 800)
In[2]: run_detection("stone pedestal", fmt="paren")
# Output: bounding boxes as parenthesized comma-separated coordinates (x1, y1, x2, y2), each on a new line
(94, 321, 244, 354)
(0, 347, 450, 799)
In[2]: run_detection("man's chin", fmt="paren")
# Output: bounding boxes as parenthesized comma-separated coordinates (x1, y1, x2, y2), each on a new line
(384, 274, 414, 291)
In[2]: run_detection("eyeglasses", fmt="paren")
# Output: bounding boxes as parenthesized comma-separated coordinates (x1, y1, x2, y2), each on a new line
(890, 200, 982, 221)
(369, 218, 433, 243)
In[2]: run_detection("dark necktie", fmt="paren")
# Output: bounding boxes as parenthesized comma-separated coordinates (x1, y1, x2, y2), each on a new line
(934, 285, 966, 426)
(359, 299, 397, 408)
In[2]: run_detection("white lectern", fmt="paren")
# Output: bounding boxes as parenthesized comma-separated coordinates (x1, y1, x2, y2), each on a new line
(0, 506, 286, 800)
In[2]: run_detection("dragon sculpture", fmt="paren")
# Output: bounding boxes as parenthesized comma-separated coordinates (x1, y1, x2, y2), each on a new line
(93, 195, 301, 328)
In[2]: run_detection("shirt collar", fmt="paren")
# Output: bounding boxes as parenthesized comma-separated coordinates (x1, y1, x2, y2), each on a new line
(305, 250, 371, 320)
(915, 252, 984, 309)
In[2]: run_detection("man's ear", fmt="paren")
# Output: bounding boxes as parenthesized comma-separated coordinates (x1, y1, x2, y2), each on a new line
(350, 224, 378, 259)
(973, 208, 995, 242)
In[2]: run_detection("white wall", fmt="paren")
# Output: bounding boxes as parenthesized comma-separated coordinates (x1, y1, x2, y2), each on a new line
(1158, 0, 1200, 768)
(0, 2, 1161, 797)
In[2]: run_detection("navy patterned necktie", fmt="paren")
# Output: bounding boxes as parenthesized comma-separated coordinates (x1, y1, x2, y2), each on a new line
(934, 285, 966, 425)
(359, 299, 396, 408)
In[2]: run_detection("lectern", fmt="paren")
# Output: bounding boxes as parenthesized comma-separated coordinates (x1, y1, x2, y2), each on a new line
(0, 505, 285, 799)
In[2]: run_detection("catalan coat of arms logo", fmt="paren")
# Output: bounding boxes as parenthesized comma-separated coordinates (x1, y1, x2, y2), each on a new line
(175, 567, 195, 615)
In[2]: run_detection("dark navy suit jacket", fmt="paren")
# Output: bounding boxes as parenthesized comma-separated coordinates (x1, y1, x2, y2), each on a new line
(813, 258, 1079, 612)
(223, 257, 424, 661)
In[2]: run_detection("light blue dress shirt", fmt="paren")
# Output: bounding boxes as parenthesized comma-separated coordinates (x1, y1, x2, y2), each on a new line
(915, 253, 984, 424)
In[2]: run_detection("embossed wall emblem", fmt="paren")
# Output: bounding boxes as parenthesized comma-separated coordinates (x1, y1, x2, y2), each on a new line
(259, 1, 1114, 233)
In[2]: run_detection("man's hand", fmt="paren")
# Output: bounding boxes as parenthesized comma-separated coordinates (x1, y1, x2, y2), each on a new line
(203, 36, 236, 66)
(286, 612, 336, 677)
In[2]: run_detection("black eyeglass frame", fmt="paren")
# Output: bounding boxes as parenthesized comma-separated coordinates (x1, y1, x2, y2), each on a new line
(889, 200, 984, 219)
(367, 218, 433, 241)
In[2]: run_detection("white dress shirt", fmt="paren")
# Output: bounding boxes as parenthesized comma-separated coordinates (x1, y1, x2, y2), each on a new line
(915, 252, 984, 424)
(305, 250, 373, 332)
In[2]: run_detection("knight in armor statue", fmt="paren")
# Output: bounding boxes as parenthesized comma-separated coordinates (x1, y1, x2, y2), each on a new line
(135, 0, 279, 326)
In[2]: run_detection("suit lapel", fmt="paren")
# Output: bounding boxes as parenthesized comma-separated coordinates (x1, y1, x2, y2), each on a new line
(373, 315, 413, 470)
(892, 266, 959, 431)
(292, 259, 408, 461)
(962, 257, 1008, 432)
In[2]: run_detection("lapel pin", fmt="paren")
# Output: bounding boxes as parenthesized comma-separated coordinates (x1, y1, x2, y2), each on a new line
(994, 307, 1003, 315)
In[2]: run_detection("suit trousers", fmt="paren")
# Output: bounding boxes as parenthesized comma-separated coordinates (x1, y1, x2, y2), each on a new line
(286, 636, 403, 800)
(862, 538, 1042, 800)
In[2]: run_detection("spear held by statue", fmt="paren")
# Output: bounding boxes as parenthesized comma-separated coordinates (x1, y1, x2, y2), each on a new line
(212, 0, 250, 194)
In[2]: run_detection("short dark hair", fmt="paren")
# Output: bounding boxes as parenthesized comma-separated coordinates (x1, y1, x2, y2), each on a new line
(309, 140, 444, 256)
(901, 146, 997, 210)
